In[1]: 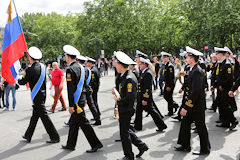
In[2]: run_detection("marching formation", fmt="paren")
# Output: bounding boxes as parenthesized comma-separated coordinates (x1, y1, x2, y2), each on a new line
(13, 44, 239, 160)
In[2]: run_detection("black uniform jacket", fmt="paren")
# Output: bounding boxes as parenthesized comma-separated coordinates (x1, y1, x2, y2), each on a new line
(184, 64, 206, 112)
(137, 68, 153, 103)
(66, 61, 86, 111)
(163, 62, 175, 88)
(117, 70, 137, 113)
(213, 59, 233, 91)
(89, 66, 100, 91)
(18, 62, 46, 104)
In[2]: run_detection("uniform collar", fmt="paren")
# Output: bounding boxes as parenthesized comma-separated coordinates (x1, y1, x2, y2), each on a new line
(69, 61, 76, 66)
(142, 67, 148, 74)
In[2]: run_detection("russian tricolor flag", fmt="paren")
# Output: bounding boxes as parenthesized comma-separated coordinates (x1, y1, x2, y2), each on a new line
(1, 1, 27, 85)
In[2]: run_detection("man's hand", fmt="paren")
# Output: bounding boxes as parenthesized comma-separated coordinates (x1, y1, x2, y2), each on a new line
(180, 108, 187, 116)
(112, 87, 115, 95)
(228, 91, 234, 97)
(179, 89, 183, 94)
(210, 86, 214, 91)
(219, 86, 223, 91)
(69, 107, 75, 114)
(166, 87, 171, 92)
(142, 100, 147, 106)
(114, 95, 118, 102)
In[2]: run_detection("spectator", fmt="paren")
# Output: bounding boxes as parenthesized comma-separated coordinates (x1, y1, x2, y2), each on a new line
(47, 62, 66, 113)
(0, 70, 5, 108)
(1, 79, 16, 111)
(174, 58, 182, 85)
(153, 57, 160, 90)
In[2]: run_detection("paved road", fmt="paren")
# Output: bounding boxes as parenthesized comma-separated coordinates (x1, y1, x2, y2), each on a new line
(0, 70, 239, 160)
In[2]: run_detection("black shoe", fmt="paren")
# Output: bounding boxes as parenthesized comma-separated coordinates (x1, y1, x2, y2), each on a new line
(229, 121, 239, 130)
(64, 122, 70, 126)
(86, 144, 103, 153)
(115, 139, 121, 142)
(58, 108, 66, 111)
(47, 109, 54, 113)
(192, 150, 210, 155)
(136, 145, 149, 157)
(156, 124, 167, 132)
(46, 139, 60, 143)
(215, 120, 222, 123)
(91, 121, 101, 126)
(216, 123, 230, 128)
(117, 156, 134, 160)
(174, 144, 191, 152)
(171, 115, 182, 121)
(165, 112, 173, 116)
(62, 145, 75, 151)
(22, 136, 31, 143)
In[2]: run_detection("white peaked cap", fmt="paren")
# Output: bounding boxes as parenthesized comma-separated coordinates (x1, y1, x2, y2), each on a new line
(28, 46, 42, 60)
(115, 51, 135, 65)
(186, 46, 203, 56)
(63, 45, 80, 56)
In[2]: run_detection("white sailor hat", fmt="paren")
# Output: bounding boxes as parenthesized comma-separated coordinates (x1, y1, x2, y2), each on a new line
(186, 46, 203, 56)
(28, 46, 42, 60)
(210, 53, 216, 57)
(214, 47, 228, 53)
(179, 51, 187, 57)
(139, 57, 150, 65)
(224, 47, 233, 55)
(115, 51, 135, 65)
(86, 57, 96, 63)
(136, 50, 148, 58)
(161, 52, 172, 57)
(77, 55, 87, 61)
(63, 45, 80, 56)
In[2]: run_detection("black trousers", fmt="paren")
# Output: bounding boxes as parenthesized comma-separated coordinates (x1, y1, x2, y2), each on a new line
(154, 75, 158, 90)
(66, 112, 102, 149)
(164, 86, 176, 114)
(119, 111, 146, 159)
(86, 91, 100, 121)
(177, 91, 187, 116)
(0, 89, 5, 107)
(177, 110, 211, 152)
(217, 90, 237, 124)
(159, 78, 164, 94)
(92, 89, 100, 115)
(24, 104, 59, 141)
(134, 100, 167, 131)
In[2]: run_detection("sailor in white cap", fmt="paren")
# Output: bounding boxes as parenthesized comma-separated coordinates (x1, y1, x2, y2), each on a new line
(86, 56, 101, 116)
(113, 51, 148, 160)
(212, 47, 238, 129)
(135, 50, 148, 64)
(161, 51, 179, 116)
(18, 46, 60, 143)
(62, 45, 103, 152)
(134, 57, 167, 132)
(174, 46, 211, 155)
(76, 55, 101, 126)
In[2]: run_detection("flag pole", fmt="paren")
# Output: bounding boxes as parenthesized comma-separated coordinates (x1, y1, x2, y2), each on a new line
(12, 0, 19, 16)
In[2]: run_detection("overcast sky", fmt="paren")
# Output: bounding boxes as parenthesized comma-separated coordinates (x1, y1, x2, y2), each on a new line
(0, 0, 89, 27)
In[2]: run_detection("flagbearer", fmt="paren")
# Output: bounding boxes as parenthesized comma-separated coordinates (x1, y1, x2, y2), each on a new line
(62, 45, 103, 152)
(18, 46, 60, 143)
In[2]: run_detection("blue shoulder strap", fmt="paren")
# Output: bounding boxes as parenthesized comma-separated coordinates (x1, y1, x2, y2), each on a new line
(31, 63, 45, 101)
(74, 64, 85, 104)
(86, 68, 91, 85)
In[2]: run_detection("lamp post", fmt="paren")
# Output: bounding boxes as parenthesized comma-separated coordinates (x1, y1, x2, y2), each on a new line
(88, 36, 104, 58)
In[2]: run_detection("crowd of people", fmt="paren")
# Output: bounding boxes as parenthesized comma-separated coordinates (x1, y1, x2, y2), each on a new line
(1, 44, 239, 160)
